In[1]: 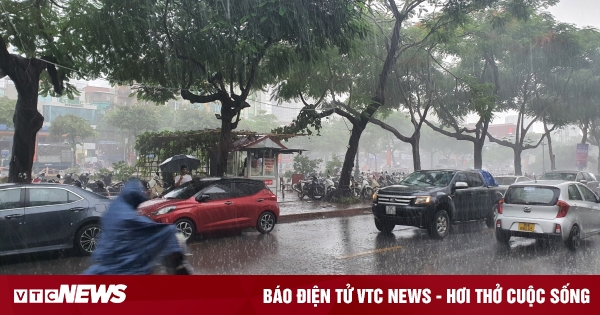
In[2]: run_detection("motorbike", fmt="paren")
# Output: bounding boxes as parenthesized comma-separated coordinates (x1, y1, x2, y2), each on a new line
(87, 179, 111, 197)
(351, 173, 374, 200)
(147, 173, 165, 199)
(322, 173, 336, 202)
(293, 174, 325, 200)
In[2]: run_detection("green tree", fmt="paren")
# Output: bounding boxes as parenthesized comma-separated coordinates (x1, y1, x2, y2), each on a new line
(485, 14, 584, 175)
(49, 115, 98, 166)
(156, 104, 220, 131)
(81, 0, 367, 176)
(325, 154, 343, 175)
(276, 0, 497, 195)
(0, 97, 16, 127)
(239, 110, 281, 133)
(0, 0, 91, 182)
(104, 105, 161, 163)
(293, 155, 322, 175)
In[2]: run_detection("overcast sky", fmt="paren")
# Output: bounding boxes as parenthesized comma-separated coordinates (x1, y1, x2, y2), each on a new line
(547, 0, 600, 30)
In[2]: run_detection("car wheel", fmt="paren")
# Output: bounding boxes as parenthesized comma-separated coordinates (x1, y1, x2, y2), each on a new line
(485, 208, 495, 228)
(430, 210, 450, 239)
(566, 225, 581, 251)
(174, 218, 195, 241)
(75, 223, 101, 255)
(257, 211, 276, 234)
(374, 217, 395, 234)
(495, 228, 510, 245)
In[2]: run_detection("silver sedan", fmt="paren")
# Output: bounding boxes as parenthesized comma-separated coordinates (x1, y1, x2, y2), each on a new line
(495, 180, 600, 250)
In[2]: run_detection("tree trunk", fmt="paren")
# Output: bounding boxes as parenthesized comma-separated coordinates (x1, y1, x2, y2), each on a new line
(581, 123, 589, 144)
(473, 139, 484, 170)
(513, 148, 523, 176)
(216, 104, 233, 177)
(9, 93, 44, 183)
(411, 136, 421, 171)
(547, 132, 555, 171)
(337, 124, 365, 196)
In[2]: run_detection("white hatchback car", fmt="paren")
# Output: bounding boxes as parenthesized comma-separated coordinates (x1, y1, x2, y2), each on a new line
(495, 180, 600, 250)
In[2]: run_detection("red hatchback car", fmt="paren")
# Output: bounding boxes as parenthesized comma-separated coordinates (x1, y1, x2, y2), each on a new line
(138, 178, 279, 240)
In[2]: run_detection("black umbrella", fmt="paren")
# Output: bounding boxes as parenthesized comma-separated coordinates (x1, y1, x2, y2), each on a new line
(159, 154, 201, 173)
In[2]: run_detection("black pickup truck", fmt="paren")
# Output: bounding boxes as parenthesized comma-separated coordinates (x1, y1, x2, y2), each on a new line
(372, 169, 506, 239)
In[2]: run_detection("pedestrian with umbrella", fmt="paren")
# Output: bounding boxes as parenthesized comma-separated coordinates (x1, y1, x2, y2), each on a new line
(160, 154, 201, 187)
(174, 165, 192, 187)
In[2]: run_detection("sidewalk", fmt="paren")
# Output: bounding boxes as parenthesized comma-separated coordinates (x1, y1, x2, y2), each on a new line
(276, 192, 372, 224)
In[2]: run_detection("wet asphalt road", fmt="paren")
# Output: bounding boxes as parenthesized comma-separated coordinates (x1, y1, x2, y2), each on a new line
(1, 214, 600, 275)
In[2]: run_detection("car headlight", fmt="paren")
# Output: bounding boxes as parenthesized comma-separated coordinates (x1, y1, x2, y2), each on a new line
(414, 196, 431, 204)
(372, 192, 378, 203)
(152, 206, 176, 216)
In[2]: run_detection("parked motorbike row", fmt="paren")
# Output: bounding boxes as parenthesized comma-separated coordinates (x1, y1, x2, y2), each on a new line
(292, 171, 406, 201)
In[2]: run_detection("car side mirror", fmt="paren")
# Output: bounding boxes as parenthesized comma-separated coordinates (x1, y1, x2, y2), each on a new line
(196, 194, 210, 202)
(580, 180, 588, 184)
(56, 174, 61, 179)
(454, 181, 468, 189)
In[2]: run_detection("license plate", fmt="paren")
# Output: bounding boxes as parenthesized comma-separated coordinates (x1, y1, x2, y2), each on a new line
(386, 206, 396, 215)
(518, 223, 535, 232)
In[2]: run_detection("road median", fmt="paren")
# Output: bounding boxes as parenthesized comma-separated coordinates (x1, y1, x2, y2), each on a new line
(278, 207, 372, 224)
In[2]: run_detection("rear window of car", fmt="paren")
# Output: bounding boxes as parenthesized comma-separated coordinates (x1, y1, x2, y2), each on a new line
(540, 173, 576, 181)
(496, 177, 515, 185)
(504, 186, 560, 206)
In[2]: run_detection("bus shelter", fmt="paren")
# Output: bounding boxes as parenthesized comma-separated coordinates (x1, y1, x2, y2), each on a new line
(227, 135, 303, 196)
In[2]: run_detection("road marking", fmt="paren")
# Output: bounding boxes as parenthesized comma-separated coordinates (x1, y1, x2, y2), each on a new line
(337, 246, 404, 260)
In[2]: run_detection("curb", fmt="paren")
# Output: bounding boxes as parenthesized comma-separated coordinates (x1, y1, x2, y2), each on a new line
(278, 207, 372, 224)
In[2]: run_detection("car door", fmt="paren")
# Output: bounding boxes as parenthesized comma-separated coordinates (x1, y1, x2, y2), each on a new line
(576, 184, 600, 234)
(567, 184, 591, 236)
(194, 182, 237, 231)
(451, 172, 471, 221)
(22, 187, 90, 248)
(232, 181, 265, 228)
(466, 172, 488, 220)
(0, 188, 26, 252)
(584, 173, 599, 194)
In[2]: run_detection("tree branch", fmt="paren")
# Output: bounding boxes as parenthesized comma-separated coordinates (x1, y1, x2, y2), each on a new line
(369, 117, 412, 143)
(180, 90, 222, 104)
(487, 132, 515, 149)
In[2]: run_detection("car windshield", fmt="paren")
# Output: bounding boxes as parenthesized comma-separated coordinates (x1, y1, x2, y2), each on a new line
(163, 181, 212, 199)
(495, 177, 516, 185)
(540, 173, 577, 181)
(400, 171, 456, 187)
(504, 186, 560, 205)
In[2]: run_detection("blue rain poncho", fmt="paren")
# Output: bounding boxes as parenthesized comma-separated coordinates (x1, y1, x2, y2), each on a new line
(83, 179, 183, 275)
(478, 170, 499, 187)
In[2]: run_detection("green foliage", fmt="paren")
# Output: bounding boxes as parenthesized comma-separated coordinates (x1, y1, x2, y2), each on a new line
(325, 154, 343, 175)
(111, 161, 136, 182)
(0, 97, 16, 127)
(104, 105, 160, 136)
(293, 154, 322, 175)
(239, 110, 281, 133)
(49, 114, 98, 144)
(79, 0, 368, 106)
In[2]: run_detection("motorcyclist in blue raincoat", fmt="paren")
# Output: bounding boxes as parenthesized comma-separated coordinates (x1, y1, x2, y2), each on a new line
(83, 179, 191, 275)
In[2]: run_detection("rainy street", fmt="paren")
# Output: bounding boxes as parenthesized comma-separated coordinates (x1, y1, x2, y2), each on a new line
(2, 214, 600, 275)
